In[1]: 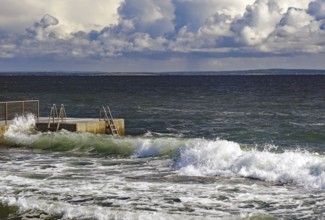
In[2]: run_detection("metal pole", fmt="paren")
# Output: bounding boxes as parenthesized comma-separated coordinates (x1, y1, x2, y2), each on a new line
(22, 101, 25, 116)
(5, 102, 8, 125)
(37, 100, 40, 122)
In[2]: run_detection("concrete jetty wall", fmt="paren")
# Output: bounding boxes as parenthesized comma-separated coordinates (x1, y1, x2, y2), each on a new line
(0, 100, 125, 137)
(36, 119, 125, 136)
(0, 119, 125, 137)
(0, 125, 8, 138)
(75, 119, 125, 136)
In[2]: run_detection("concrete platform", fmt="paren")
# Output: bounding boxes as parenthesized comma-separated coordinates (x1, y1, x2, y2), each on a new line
(0, 117, 125, 137)
(1, 100, 125, 137)
(37, 117, 125, 136)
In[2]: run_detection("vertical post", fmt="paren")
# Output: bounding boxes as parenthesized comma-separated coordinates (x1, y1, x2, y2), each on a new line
(22, 102, 24, 116)
(37, 100, 40, 122)
(5, 102, 8, 125)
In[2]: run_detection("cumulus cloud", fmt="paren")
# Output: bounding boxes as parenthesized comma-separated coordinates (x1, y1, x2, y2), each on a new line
(0, 0, 325, 70)
(25, 14, 59, 40)
(308, 0, 325, 20)
(118, 0, 175, 36)
(173, 0, 255, 31)
(172, 0, 325, 54)
(233, 0, 282, 46)
(265, 7, 325, 54)
(0, 0, 122, 34)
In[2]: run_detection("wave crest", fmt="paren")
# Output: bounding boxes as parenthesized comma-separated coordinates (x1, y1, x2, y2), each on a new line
(173, 140, 325, 189)
(3, 115, 325, 189)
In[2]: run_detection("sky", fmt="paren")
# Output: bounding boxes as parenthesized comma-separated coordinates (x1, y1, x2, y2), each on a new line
(0, 0, 325, 72)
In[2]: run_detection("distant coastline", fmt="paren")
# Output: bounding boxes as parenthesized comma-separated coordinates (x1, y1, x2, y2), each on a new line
(0, 69, 325, 76)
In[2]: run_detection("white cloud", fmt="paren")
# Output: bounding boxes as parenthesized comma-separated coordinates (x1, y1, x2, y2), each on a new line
(118, 0, 175, 36)
(308, 0, 325, 20)
(276, 0, 311, 12)
(0, 0, 122, 35)
(46, 0, 122, 36)
(0, 0, 325, 71)
(233, 0, 282, 45)
(260, 5, 325, 54)
(173, 0, 255, 31)
(25, 14, 59, 40)
(280, 7, 314, 28)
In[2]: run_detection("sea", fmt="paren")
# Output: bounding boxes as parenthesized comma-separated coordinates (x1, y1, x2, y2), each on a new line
(0, 73, 324, 219)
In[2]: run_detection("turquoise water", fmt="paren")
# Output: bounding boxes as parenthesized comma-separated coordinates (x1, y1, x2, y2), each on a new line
(0, 74, 325, 219)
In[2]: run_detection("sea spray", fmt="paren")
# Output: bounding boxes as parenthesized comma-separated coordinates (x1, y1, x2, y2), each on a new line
(4, 114, 36, 134)
(3, 114, 40, 146)
(172, 139, 242, 176)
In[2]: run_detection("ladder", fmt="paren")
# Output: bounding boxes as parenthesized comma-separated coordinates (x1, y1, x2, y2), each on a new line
(57, 104, 67, 131)
(100, 106, 119, 136)
(48, 104, 58, 128)
(47, 104, 67, 131)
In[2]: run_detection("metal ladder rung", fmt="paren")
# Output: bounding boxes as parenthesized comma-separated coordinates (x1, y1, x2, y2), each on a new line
(100, 105, 119, 136)
(47, 104, 67, 131)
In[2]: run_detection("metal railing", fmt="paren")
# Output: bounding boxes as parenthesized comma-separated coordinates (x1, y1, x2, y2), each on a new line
(0, 100, 39, 125)
(99, 105, 119, 136)
(47, 104, 67, 131)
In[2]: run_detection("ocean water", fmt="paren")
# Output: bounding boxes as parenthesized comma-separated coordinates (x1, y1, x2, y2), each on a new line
(0, 75, 325, 219)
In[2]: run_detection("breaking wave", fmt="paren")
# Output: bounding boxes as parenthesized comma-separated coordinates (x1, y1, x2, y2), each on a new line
(3, 115, 325, 189)
(173, 139, 325, 189)
(2, 115, 194, 157)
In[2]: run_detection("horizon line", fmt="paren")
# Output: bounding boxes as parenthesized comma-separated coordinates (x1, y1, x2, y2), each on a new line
(0, 68, 325, 76)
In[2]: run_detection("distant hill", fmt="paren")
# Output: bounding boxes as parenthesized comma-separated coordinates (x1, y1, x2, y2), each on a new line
(0, 69, 324, 76)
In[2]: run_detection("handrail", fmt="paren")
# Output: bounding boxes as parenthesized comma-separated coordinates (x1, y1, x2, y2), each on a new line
(99, 106, 119, 136)
(0, 100, 39, 104)
(107, 105, 119, 135)
(47, 104, 67, 131)
(48, 104, 58, 128)
(0, 100, 39, 125)
(106, 106, 114, 122)
(56, 104, 67, 131)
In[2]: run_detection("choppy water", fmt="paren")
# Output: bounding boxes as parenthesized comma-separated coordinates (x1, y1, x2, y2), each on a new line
(0, 75, 325, 219)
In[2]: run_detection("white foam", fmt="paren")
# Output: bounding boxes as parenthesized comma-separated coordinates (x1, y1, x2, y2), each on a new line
(5, 114, 36, 133)
(4, 114, 40, 145)
(1, 146, 324, 219)
(0, 196, 216, 220)
(144, 130, 184, 138)
(173, 139, 325, 189)
(3, 115, 325, 190)
(132, 137, 189, 158)
(3, 117, 186, 157)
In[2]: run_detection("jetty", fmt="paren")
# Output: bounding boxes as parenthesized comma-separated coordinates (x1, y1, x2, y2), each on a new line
(0, 100, 125, 137)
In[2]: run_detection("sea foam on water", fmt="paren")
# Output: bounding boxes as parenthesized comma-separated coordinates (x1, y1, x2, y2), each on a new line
(4, 115, 325, 190)
(174, 139, 325, 189)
